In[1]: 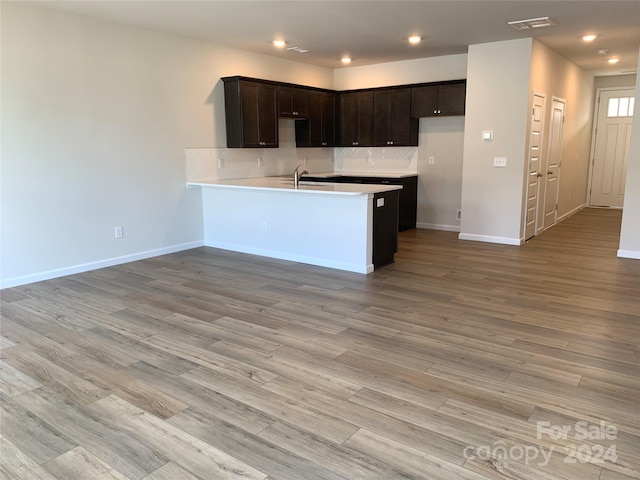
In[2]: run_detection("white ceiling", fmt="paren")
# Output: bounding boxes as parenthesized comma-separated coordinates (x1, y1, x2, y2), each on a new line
(39, 0, 640, 76)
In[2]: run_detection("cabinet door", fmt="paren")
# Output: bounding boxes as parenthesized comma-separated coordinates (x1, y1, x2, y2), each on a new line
(230, 80, 277, 148)
(438, 82, 466, 116)
(411, 81, 466, 117)
(239, 82, 261, 146)
(339, 93, 358, 146)
(411, 84, 439, 117)
(255, 82, 278, 146)
(374, 88, 417, 146)
(320, 93, 336, 147)
(278, 86, 309, 117)
(398, 176, 417, 231)
(373, 90, 392, 146)
(339, 91, 373, 146)
(296, 91, 336, 147)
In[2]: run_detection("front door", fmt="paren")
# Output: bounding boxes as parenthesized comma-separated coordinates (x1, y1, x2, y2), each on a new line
(589, 89, 635, 207)
(542, 98, 565, 231)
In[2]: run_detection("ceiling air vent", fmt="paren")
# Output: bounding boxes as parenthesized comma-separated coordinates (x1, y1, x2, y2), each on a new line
(508, 16, 558, 31)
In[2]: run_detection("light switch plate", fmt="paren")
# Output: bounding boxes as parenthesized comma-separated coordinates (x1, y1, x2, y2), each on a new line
(376, 198, 385, 207)
(482, 130, 493, 141)
(493, 157, 507, 167)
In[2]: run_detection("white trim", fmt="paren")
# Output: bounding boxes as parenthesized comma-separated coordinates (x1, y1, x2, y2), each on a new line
(557, 203, 585, 223)
(617, 249, 640, 259)
(416, 222, 461, 232)
(587, 87, 635, 207)
(1, 241, 204, 289)
(457, 233, 521, 245)
(204, 240, 373, 274)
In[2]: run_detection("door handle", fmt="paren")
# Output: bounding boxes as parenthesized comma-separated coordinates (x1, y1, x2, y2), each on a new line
(536, 173, 543, 177)
(548, 171, 554, 175)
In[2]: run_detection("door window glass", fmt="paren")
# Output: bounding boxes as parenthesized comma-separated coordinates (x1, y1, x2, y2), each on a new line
(607, 96, 635, 117)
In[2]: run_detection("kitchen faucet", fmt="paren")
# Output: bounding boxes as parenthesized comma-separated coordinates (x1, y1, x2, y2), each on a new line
(293, 164, 309, 188)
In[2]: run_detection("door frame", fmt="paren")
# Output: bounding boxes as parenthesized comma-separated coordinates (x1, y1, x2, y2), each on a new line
(587, 86, 636, 208)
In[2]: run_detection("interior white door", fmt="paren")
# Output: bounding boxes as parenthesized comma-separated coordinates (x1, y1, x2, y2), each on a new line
(590, 89, 635, 207)
(525, 92, 545, 240)
(542, 98, 565, 231)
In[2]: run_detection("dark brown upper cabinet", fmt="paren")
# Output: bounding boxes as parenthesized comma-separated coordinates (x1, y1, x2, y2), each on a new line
(411, 80, 466, 117)
(295, 90, 336, 147)
(278, 86, 310, 118)
(373, 88, 418, 146)
(339, 91, 374, 146)
(221, 76, 467, 149)
(223, 77, 278, 148)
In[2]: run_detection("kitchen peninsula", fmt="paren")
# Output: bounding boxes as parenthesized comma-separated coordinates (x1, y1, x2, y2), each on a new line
(187, 177, 402, 273)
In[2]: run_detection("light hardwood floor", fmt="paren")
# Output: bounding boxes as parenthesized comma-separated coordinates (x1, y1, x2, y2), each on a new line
(1, 207, 639, 480)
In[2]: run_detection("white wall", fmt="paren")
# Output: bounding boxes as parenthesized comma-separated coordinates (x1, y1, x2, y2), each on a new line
(416, 117, 465, 231)
(0, 2, 333, 288)
(333, 54, 468, 90)
(618, 49, 640, 259)
(530, 40, 595, 222)
(460, 39, 533, 244)
(594, 74, 637, 90)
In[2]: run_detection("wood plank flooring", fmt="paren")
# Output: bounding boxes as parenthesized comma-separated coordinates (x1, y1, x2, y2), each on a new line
(1, 207, 639, 480)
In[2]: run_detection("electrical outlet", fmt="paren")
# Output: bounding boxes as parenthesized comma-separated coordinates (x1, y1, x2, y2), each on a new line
(258, 157, 263, 167)
(303, 156, 308, 166)
(456, 209, 461, 221)
(218, 157, 225, 169)
(428, 156, 435, 165)
(114, 226, 123, 239)
(261, 222, 267, 233)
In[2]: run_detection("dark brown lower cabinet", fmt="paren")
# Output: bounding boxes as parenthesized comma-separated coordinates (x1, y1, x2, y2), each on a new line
(303, 175, 417, 231)
(373, 190, 399, 269)
(334, 176, 417, 231)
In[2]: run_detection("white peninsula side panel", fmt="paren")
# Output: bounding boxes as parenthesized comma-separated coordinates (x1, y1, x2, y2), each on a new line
(201, 187, 374, 273)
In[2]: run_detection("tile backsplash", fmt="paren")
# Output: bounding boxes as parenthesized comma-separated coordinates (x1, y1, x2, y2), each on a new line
(334, 146, 417, 173)
(185, 119, 418, 181)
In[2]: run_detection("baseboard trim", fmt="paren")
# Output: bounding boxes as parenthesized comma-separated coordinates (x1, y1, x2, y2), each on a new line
(416, 222, 461, 232)
(458, 233, 522, 246)
(617, 249, 640, 259)
(557, 203, 585, 223)
(1, 241, 205, 289)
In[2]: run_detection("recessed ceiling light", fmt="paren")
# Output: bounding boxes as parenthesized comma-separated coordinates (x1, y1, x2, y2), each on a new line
(608, 58, 620, 64)
(408, 35, 422, 45)
(508, 16, 557, 30)
(582, 34, 597, 42)
(272, 39, 286, 48)
(341, 57, 352, 64)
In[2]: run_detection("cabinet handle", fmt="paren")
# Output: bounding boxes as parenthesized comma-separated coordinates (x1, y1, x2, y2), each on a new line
(259, 141, 266, 146)
(353, 141, 359, 146)
(322, 142, 327, 146)
(293, 111, 298, 116)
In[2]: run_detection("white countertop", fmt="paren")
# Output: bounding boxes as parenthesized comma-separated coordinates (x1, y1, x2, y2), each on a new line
(187, 176, 403, 195)
(305, 171, 417, 179)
